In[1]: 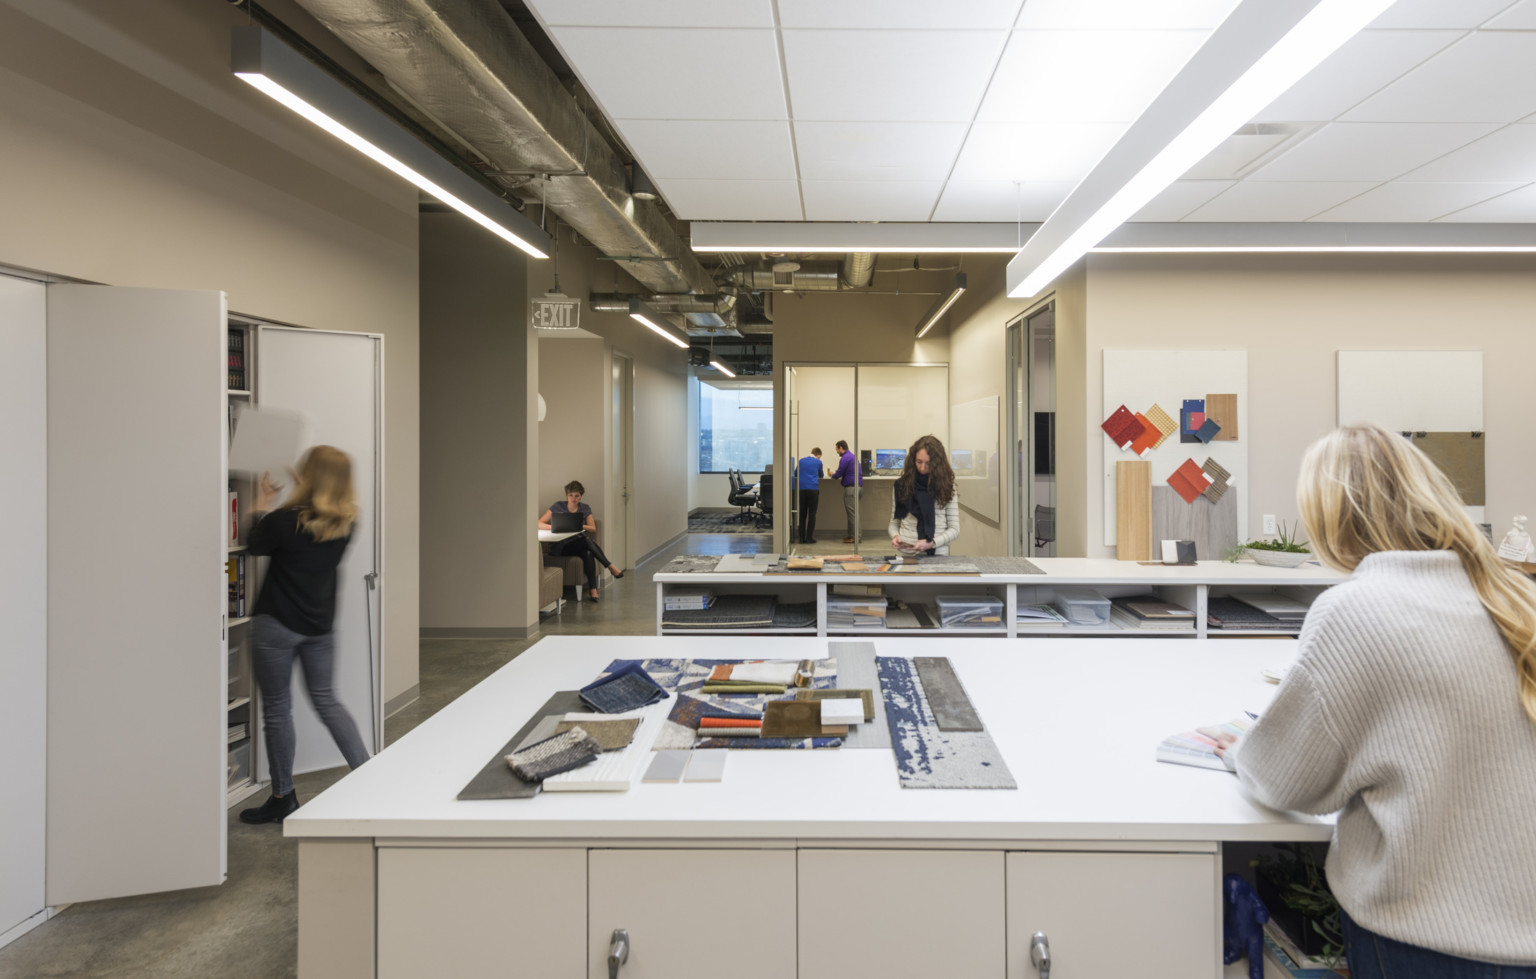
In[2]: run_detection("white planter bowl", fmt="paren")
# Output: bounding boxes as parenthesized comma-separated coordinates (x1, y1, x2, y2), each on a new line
(1247, 548, 1312, 568)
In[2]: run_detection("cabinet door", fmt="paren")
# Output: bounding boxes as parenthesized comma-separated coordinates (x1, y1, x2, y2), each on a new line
(46, 284, 229, 903)
(589, 848, 796, 979)
(377, 846, 586, 979)
(255, 326, 383, 769)
(799, 849, 1005, 979)
(1006, 851, 1219, 979)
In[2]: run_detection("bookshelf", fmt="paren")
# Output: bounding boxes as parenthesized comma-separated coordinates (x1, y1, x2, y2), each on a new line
(226, 318, 262, 806)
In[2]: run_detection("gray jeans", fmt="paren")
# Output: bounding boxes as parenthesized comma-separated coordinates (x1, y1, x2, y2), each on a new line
(843, 485, 862, 540)
(253, 614, 370, 797)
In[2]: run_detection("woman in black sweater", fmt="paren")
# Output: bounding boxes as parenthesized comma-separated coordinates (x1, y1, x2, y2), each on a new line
(239, 445, 370, 824)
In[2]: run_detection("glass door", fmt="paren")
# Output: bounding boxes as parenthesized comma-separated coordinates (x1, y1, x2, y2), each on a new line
(1008, 302, 1056, 557)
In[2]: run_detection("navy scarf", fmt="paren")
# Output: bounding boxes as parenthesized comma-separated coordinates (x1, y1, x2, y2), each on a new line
(895, 471, 936, 544)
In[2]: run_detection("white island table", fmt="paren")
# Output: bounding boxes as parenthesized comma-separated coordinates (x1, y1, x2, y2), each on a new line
(287, 636, 1330, 979)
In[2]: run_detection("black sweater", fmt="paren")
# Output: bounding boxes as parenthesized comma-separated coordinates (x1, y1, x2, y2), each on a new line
(248, 508, 352, 636)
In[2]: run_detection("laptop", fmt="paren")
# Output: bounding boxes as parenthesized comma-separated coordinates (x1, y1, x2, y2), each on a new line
(550, 511, 586, 533)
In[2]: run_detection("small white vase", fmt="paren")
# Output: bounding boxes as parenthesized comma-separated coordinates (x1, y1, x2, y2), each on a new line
(1247, 548, 1312, 568)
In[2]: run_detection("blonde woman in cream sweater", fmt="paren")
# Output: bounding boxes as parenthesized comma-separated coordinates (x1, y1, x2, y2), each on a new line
(1216, 422, 1536, 976)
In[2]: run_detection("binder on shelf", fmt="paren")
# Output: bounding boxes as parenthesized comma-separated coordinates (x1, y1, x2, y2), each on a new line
(227, 554, 247, 618)
(229, 490, 239, 544)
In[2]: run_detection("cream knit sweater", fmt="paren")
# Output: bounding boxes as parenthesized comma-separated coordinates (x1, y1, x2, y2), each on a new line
(1235, 550, 1536, 964)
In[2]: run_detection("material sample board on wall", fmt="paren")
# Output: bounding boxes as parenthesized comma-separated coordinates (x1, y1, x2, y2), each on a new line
(1103, 350, 1247, 547)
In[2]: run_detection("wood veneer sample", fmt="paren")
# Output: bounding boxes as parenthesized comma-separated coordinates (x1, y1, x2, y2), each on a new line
(760, 700, 848, 738)
(1116, 459, 1154, 561)
(1205, 394, 1238, 441)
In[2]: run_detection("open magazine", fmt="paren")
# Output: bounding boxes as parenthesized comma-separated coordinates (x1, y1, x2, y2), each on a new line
(1155, 714, 1255, 771)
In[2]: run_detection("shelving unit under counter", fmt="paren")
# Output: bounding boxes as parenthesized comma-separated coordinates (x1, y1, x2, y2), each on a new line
(654, 557, 1345, 639)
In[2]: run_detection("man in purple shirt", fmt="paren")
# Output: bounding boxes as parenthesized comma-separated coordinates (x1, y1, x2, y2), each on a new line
(831, 439, 863, 544)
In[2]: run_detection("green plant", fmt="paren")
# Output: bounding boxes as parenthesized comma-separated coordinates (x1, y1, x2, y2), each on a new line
(1242, 519, 1311, 553)
(1252, 843, 1345, 968)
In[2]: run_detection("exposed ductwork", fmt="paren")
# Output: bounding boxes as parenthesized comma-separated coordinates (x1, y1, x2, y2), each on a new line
(722, 260, 842, 293)
(840, 252, 876, 288)
(289, 0, 716, 296)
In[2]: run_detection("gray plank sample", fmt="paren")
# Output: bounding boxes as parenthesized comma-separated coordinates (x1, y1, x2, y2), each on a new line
(456, 690, 585, 800)
(1152, 486, 1238, 561)
(827, 642, 892, 749)
(912, 657, 983, 732)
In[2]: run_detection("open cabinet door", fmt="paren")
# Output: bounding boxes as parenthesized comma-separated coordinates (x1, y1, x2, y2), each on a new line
(255, 326, 384, 770)
(46, 285, 228, 903)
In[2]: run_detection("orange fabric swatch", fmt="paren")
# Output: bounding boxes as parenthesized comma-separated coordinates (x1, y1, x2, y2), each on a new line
(699, 717, 763, 729)
(1168, 458, 1214, 504)
(1129, 413, 1161, 457)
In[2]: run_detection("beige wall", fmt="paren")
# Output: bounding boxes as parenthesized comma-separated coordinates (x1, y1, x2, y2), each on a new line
(538, 339, 608, 515)
(0, 0, 421, 700)
(419, 213, 537, 634)
(634, 359, 690, 556)
(1081, 252, 1536, 557)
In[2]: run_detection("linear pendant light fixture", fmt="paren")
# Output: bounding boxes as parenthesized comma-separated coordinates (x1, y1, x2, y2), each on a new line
(709, 359, 736, 378)
(915, 273, 966, 338)
(1006, 0, 1394, 299)
(231, 27, 550, 259)
(627, 299, 690, 349)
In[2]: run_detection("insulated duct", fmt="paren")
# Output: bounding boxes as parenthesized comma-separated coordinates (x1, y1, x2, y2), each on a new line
(840, 252, 876, 288)
(290, 0, 716, 296)
(722, 261, 841, 292)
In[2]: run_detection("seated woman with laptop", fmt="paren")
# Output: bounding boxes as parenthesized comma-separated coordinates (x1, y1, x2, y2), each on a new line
(539, 480, 623, 602)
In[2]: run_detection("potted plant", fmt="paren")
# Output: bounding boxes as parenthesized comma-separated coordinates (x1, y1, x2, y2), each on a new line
(1252, 843, 1345, 967)
(1241, 520, 1312, 568)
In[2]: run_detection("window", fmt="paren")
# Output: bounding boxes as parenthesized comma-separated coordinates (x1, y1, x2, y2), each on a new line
(700, 384, 772, 473)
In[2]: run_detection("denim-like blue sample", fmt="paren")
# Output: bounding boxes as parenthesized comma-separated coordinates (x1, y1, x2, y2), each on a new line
(579, 662, 668, 713)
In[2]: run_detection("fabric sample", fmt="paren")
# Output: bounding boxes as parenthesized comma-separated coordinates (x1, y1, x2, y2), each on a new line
(877, 656, 1016, 790)
(1201, 458, 1232, 502)
(1100, 404, 1147, 450)
(1144, 404, 1178, 448)
(794, 688, 876, 721)
(1195, 418, 1221, 443)
(506, 728, 601, 782)
(1168, 458, 1215, 504)
(1409, 432, 1486, 506)
(1129, 413, 1162, 457)
(579, 663, 669, 713)
(698, 716, 762, 729)
(1180, 399, 1206, 443)
(457, 690, 587, 800)
(1205, 393, 1238, 441)
(661, 594, 777, 628)
(761, 700, 847, 738)
(709, 661, 801, 686)
(553, 718, 641, 751)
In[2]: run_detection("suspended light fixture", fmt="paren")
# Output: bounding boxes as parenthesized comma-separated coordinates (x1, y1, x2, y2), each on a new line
(631, 166, 660, 201)
(627, 299, 690, 349)
(231, 26, 551, 259)
(915, 273, 967, 338)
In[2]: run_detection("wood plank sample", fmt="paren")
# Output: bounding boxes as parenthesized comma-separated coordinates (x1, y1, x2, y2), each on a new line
(1205, 394, 1238, 441)
(1116, 459, 1154, 561)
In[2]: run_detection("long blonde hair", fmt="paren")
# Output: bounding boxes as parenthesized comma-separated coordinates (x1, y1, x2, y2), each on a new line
(1298, 422, 1536, 721)
(281, 445, 358, 542)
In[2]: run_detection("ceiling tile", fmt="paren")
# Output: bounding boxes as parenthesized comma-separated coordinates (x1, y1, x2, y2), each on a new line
(801, 180, 944, 221)
(931, 180, 1075, 222)
(1311, 181, 1528, 221)
(1433, 182, 1536, 221)
(1366, 0, 1518, 28)
(1342, 32, 1536, 123)
(548, 27, 786, 120)
(978, 30, 1207, 123)
(1130, 180, 1236, 221)
(1252, 30, 1462, 123)
(782, 29, 1005, 122)
(778, 0, 1020, 29)
(654, 179, 802, 220)
(793, 121, 968, 181)
(1249, 122, 1500, 182)
(1014, 0, 1239, 30)
(616, 121, 795, 180)
(528, 0, 774, 28)
(1484, 0, 1536, 27)
(1184, 181, 1380, 221)
(1402, 124, 1536, 181)
(950, 122, 1126, 182)
(1182, 128, 1306, 179)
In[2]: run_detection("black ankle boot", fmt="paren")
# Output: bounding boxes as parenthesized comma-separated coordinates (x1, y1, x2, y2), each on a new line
(240, 791, 299, 824)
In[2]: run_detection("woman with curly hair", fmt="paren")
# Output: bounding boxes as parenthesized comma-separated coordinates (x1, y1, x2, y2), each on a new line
(887, 434, 960, 556)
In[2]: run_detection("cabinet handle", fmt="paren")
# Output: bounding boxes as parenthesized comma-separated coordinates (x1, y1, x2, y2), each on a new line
(607, 928, 630, 979)
(1030, 931, 1051, 978)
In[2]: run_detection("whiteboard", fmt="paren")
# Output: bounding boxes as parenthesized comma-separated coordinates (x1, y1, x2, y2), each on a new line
(1103, 350, 1248, 547)
(951, 395, 1000, 522)
(1336, 351, 1483, 431)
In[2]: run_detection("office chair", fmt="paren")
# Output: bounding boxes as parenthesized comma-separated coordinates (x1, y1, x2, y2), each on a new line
(1033, 504, 1056, 550)
(727, 471, 755, 522)
(754, 473, 774, 528)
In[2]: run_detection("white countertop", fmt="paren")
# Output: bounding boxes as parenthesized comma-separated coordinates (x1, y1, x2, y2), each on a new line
(286, 636, 1332, 844)
(654, 556, 1344, 586)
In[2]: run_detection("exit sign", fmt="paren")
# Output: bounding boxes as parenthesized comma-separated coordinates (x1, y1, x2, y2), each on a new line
(530, 297, 580, 330)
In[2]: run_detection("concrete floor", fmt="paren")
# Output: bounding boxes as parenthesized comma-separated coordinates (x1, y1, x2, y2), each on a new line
(0, 531, 769, 979)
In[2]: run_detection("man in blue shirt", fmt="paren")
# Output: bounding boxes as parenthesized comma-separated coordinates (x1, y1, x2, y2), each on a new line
(831, 439, 863, 544)
(794, 447, 823, 544)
